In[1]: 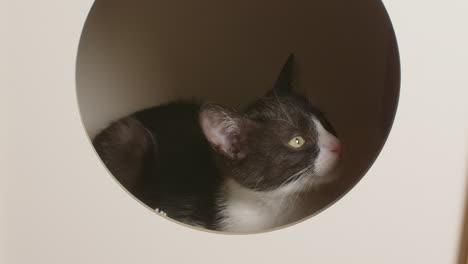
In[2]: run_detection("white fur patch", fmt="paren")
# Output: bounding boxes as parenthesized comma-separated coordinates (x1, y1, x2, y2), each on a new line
(216, 178, 310, 232)
(312, 118, 340, 182)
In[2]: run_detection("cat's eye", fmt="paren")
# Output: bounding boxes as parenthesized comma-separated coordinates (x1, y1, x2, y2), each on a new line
(288, 136, 305, 148)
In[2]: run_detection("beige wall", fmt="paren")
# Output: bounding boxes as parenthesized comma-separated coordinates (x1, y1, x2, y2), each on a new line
(2, 0, 468, 264)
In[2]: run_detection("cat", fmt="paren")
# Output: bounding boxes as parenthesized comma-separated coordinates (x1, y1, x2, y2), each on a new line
(93, 54, 341, 232)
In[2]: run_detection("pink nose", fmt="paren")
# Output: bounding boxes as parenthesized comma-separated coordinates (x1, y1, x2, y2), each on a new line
(330, 141, 342, 154)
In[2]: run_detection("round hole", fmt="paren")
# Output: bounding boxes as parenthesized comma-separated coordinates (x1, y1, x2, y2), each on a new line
(76, 0, 400, 234)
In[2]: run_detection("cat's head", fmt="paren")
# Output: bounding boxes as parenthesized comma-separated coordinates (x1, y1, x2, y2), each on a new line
(200, 55, 341, 193)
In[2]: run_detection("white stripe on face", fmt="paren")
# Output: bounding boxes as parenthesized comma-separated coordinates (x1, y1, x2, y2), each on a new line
(312, 118, 341, 178)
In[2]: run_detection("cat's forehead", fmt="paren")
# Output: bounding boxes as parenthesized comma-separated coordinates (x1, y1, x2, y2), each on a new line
(244, 94, 338, 136)
(245, 96, 317, 123)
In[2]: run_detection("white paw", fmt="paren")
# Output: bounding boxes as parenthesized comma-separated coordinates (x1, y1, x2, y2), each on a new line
(155, 208, 168, 216)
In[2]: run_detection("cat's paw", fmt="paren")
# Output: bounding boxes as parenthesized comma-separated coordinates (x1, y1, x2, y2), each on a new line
(155, 208, 168, 216)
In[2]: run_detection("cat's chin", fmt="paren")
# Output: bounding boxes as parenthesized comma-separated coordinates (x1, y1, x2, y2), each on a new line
(311, 164, 342, 187)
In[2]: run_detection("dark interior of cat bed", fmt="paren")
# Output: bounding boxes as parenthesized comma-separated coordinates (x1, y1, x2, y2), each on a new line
(76, 0, 400, 233)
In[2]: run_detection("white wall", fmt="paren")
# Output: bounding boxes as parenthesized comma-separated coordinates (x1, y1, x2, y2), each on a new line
(2, 0, 468, 263)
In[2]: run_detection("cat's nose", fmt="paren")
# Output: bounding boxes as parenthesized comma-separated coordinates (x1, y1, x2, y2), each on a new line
(330, 140, 342, 154)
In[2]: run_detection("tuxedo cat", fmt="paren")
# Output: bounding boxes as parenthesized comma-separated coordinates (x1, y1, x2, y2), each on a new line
(93, 55, 341, 232)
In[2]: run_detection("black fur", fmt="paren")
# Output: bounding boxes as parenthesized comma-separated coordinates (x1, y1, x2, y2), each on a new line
(94, 102, 222, 228)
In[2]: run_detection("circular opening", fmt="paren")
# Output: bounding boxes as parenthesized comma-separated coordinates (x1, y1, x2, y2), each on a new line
(76, 0, 400, 234)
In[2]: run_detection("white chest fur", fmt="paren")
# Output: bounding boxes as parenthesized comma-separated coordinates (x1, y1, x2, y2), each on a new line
(217, 178, 309, 233)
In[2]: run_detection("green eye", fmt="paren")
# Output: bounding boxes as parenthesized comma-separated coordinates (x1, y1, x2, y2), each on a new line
(288, 136, 305, 148)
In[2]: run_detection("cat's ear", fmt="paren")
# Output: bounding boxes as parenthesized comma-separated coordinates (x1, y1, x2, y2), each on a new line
(266, 53, 295, 97)
(199, 103, 253, 160)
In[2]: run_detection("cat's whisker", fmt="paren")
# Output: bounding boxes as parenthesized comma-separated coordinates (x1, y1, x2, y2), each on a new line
(292, 188, 303, 209)
(275, 164, 313, 193)
(279, 165, 315, 211)
(254, 175, 264, 191)
(277, 171, 303, 190)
